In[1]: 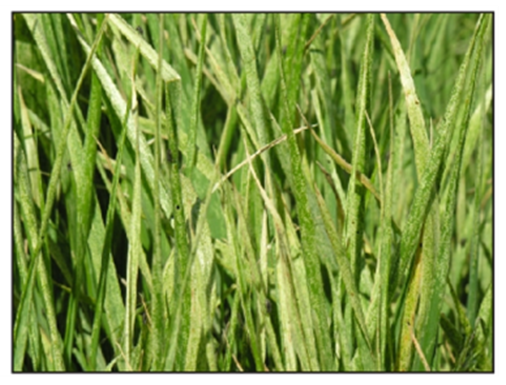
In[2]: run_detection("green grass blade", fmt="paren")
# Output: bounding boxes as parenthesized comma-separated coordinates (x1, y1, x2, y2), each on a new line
(146, 14, 166, 371)
(376, 76, 396, 369)
(13, 134, 43, 371)
(414, 14, 490, 371)
(381, 13, 440, 371)
(381, 14, 429, 174)
(232, 14, 272, 203)
(393, 16, 486, 356)
(187, 15, 207, 170)
(108, 14, 180, 83)
(309, 15, 350, 158)
(313, 181, 370, 351)
(88, 32, 139, 372)
(462, 85, 492, 172)
(243, 140, 315, 371)
(163, 80, 192, 370)
(15, 14, 109, 371)
(340, 14, 376, 370)
(345, 13, 374, 287)
(68, 14, 175, 219)
(274, 13, 333, 371)
(63, 17, 111, 367)
(123, 94, 143, 370)
(88, 110, 129, 370)
(16, 87, 44, 209)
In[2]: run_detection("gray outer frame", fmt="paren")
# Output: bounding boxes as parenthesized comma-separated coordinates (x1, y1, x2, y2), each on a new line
(8, 0, 506, 385)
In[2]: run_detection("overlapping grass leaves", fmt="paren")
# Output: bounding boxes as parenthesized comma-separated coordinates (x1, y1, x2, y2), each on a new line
(13, 13, 492, 372)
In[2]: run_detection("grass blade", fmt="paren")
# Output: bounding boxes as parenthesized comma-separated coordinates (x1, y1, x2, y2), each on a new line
(393, 15, 486, 353)
(108, 14, 180, 82)
(123, 87, 142, 369)
(187, 15, 207, 170)
(274, 13, 333, 370)
(381, 13, 440, 371)
(15, 14, 109, 371)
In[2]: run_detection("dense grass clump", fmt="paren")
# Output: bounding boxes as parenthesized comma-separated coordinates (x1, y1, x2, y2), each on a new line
(13, 13, 492, 372)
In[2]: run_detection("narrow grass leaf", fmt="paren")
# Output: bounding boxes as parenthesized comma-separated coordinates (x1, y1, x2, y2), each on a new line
(108, 14, 180, 82)
(394, 14, 484, 315)
(187, 15, 207, 170)
(274, 14, 334, 370)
